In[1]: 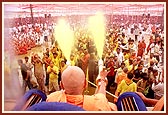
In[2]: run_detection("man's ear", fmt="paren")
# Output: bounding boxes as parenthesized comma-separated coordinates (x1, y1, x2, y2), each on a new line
(60, 81, 64, 90)
(83, 79, 88, 89)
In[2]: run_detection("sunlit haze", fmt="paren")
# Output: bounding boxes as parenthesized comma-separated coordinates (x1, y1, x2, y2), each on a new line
(88, 11, 106, 59)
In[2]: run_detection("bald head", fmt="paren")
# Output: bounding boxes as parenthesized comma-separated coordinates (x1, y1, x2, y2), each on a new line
(61, 66, 86, 95)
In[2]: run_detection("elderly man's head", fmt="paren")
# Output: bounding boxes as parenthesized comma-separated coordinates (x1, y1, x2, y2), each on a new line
(60, 66, 87, 95)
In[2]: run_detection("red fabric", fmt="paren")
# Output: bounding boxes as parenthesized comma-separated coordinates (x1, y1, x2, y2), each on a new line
(107, 61, 115, 77)
(36, 27, 40, 33)
(17, 45, 27, 55)
(152, 26, 156, 33)
(137, 42, 146, 57)
(81, 53, 90, 74)
(147, 42, 152, 53)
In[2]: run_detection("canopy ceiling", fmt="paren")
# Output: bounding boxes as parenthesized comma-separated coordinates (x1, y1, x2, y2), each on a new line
(3, 2, 165, 18)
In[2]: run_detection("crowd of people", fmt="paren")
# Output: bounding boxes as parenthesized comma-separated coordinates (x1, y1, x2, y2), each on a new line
(9, 21, 55, 55)
(6, 13, 165, 111)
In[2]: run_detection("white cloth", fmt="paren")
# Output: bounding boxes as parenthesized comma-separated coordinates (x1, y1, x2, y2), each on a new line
(150, 43, 155, 54)
(113, 52, 123, 65)
(154, 44, 160, 56)
(152, 82, 164, 99)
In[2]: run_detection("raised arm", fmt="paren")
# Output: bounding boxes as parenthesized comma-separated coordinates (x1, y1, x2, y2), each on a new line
(95, 69, 108, 95)
(136, 92, 158, 106)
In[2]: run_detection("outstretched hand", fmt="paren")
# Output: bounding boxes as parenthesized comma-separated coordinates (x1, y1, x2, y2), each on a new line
(99, 68, 109, 79)
(96, 68, 109, 85)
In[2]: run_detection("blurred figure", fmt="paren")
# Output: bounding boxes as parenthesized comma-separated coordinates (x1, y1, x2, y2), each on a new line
(51, 51, 60, 69)
(152, 68, 164, 100)
(69, 54, 76, 66)
(114, 62, 125, 84)
(116, 67, 128, 86)
(146, 36, 155, 55)
(47, 61, 60, 94)
(88, 53, 98, 85)
(105, 56, 115, 91)
(113, 48, 123, 65)
(31, 54, 45, 93)
(143, 78, 155, 99)
(137, 73, 148, 93)
(137, 39, 146, 58)
(45, 47, 50, 57)
(24, 56, 38, 88)
(81, 49, 90, 76)
(18, 59, 33, 94)
(42, 53, 51, 86)
(133, 64, 143, 83)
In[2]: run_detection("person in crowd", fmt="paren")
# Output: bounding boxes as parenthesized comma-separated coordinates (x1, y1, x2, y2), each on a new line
(42, 53, 51, 86)
(47, 61, 60, 94)
(148, 66, 154, 78)
(31, 54, 46, 93)
(133, 64, 143, 83)
(46, 66, 117, 111)
(69, 54, 76, 66)
(137, 39, 146, 58)
(114, 62, 125, 81)
(18, 59, 33, 94)
(45, 47, 50, 57)
(123, 49, 130, 65)
(76, 49, 84, 69)
(113, 47, 123, 65)
(148, 53, 157, 65)
(153, 41, 160, 63)
(50, 51, 60, 69)
(152, 68, 164, 100)
(60, 59, 68, 75)
(137, 72, 148, 93)
(134, 25, 139, 41)
(152, 69, 159, 84)
(146, 36, 155, 55)
(105, 56, 116, 91)
(113, 55, 120, 70)
(143, 77, 155, 99)
(114, 72, 137, 103)
(127, 38, 137, 54)
(116, 67, 128, 86)
(152, 79, 164, 100)
(130, 51, 137, 60)
(24, 56, 38, 88)
(127, 58, 138, 73)
(81, 49, 90, 76)
(24, 56, 33, 70)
